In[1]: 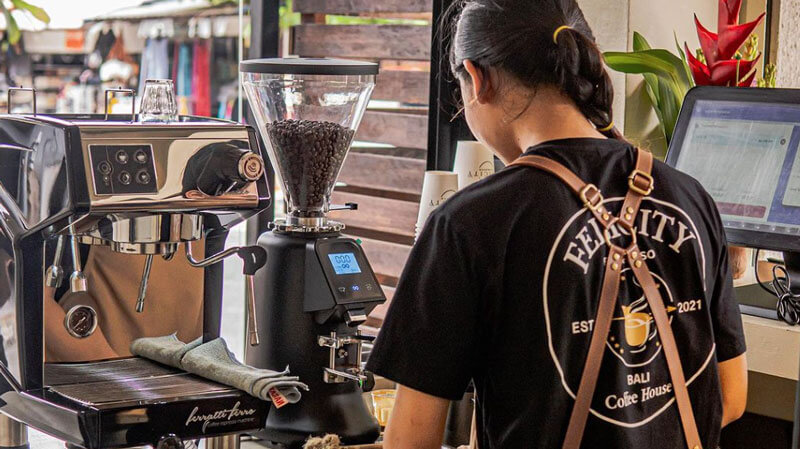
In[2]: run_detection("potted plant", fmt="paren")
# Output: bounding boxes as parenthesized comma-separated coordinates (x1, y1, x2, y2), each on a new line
(604, 0, 774, 280)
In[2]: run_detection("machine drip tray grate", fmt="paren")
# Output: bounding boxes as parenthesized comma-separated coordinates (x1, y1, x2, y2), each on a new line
(44, 358, 234, 408)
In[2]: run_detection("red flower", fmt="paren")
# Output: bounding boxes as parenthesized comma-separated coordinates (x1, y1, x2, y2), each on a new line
(689, 0, 765, 86)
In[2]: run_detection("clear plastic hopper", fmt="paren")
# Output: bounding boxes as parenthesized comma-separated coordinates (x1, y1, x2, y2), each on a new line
(241, 58, 377, 231)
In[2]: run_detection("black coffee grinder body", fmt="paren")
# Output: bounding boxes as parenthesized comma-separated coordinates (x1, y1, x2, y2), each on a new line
(241, 58, 384, 447)
(247, 230, 384, 447)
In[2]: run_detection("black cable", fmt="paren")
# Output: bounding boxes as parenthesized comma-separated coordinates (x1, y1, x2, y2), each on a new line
(753, 249, 800, 325)
(754, 249, 775, 295)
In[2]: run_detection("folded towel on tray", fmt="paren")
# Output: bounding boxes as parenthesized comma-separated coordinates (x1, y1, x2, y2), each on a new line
(130, 333, 202, 368)
(130, 335, 308, 404)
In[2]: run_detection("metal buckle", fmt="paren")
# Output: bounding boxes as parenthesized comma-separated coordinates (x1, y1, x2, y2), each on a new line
(579, 184, 604, 210)
(628, 170, 654, 196)
(603, 217, 638, 252)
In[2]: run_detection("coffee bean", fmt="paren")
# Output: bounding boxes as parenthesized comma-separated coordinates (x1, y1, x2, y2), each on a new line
(266, 119, 355, 213)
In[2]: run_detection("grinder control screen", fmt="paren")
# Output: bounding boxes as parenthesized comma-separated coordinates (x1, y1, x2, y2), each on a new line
(328, 253, 362, 275)
(674, 100, 800, 236)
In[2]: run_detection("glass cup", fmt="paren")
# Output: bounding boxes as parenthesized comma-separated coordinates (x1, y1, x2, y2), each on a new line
(139, 79, 178, 123)
(370, 389, 396, 427)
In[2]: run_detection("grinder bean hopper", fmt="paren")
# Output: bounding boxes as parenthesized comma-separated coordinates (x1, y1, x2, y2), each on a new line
(241, 58, 386, 447)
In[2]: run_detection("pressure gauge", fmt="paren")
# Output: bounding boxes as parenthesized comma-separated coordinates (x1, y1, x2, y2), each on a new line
(64, 305, 98, 339)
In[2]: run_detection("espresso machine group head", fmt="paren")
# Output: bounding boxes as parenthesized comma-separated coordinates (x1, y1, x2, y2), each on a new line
(241, 59, 386, 447)
(0, 86, 272, 449)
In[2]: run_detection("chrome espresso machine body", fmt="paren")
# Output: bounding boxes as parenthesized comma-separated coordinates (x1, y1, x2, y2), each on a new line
(242, 58, 385, 448)
(0, 88, 271, 449)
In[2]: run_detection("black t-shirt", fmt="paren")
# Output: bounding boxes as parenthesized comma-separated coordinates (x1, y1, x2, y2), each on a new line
(367, 138, 746, 449)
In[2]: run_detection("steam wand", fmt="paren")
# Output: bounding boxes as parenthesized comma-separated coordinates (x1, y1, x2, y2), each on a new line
(185, 243, 267, 346)
(45, 235, 66, 288)
(135, 255, 154, 313)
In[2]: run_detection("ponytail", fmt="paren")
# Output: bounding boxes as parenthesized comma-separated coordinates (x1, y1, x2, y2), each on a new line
(450, 0, 625, 141)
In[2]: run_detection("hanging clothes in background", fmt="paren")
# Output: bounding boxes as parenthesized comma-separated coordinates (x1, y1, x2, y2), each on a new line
(94, 30, 117, 61)
(139, 37, 169, 95)
(211, 38, 240, 120)
(178, 44, 192, 96)
(191, 40, 211, 117)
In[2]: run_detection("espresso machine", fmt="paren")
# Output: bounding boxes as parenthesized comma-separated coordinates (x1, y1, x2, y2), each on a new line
(0, 86, 274, 449)
(241, 59, 386, 447)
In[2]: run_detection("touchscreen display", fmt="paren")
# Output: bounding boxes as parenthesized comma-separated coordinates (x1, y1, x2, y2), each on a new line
(674, 100, 800, 236)
(328, 253, 362, 275)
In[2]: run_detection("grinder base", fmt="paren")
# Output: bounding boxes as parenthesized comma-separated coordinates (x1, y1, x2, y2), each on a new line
(247, 231, 381, 448)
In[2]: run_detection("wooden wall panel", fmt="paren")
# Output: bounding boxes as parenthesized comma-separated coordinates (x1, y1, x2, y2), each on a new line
(356, 111, 428, 149)
(338, 152, 425, 195)
(373, 70, 430, 105)
(294, 25, 431, 60)
(330, 191, 418, 238)
(294, 0, 432, 14)
(350, 236, 412, 284)
(366, 286, 395, 327)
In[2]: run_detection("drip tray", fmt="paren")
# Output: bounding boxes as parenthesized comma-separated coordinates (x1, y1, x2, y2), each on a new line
(44, 358, 234, 409)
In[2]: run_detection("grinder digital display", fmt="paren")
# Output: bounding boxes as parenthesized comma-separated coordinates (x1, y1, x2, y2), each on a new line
(328, 253, 362, 275)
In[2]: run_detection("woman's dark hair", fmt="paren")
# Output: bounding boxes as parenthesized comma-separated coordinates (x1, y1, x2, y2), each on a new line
(448, 0, 623, 140)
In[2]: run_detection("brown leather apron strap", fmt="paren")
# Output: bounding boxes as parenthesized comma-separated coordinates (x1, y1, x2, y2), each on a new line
(508, 155, 614, 228)
(561, 244, 624, 449)
(619, 150, 654, 228)
(509, 148, 702, 449)
(627, 251, 703, 449)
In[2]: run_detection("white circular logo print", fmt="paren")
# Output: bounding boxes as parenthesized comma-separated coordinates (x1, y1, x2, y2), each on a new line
(543, 197, 715, 428)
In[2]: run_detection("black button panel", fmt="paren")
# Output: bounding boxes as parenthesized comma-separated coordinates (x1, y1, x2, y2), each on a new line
(316, 239, 384, 306)
(90, 145, 157, 195)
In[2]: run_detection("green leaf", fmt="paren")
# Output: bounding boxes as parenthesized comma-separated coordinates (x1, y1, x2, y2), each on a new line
(674, 32, 695, 88)
(9, 0, 49, 24)
(657, 79, 680, 140)
(632, 31, 652, 52)
(2, 7, 21, 45)
(604, 49, 690, 98)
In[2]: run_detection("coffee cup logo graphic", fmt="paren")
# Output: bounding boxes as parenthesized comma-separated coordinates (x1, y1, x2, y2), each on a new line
(621, 303, 653, 349)
(607, 269, 679, 366)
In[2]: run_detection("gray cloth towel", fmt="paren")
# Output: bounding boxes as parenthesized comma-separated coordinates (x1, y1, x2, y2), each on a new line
(182, 338, 308, 403)
(130, 335, 308, 404)
(130, 333, 202, 368)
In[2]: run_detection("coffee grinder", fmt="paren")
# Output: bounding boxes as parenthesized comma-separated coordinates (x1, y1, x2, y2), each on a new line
(241, 59, 385, 447)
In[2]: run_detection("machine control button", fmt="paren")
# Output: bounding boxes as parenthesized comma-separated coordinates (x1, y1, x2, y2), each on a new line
(97, 161, 112, 175)
(365, 283, 373, 291)
(136, 169, 152, 184)
(115, 150, 129, 164)
(134, 149, 149, 164)
(102, 175, 111, 185)
(351, 285, 361, 292)
(337, 287, 347, 294)
(119, 171, 132, 185)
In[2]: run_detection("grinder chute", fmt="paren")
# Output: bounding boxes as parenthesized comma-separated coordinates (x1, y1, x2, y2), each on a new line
(241, 58, 377, 231)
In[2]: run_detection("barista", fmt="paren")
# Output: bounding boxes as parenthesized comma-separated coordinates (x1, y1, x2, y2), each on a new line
(45, 241, 205, 362)
(366, 1, 748, 448)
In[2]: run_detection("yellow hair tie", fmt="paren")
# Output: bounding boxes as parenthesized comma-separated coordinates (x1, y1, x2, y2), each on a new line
(598, 122, 615, 132)
(553, 25, 573, 44)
